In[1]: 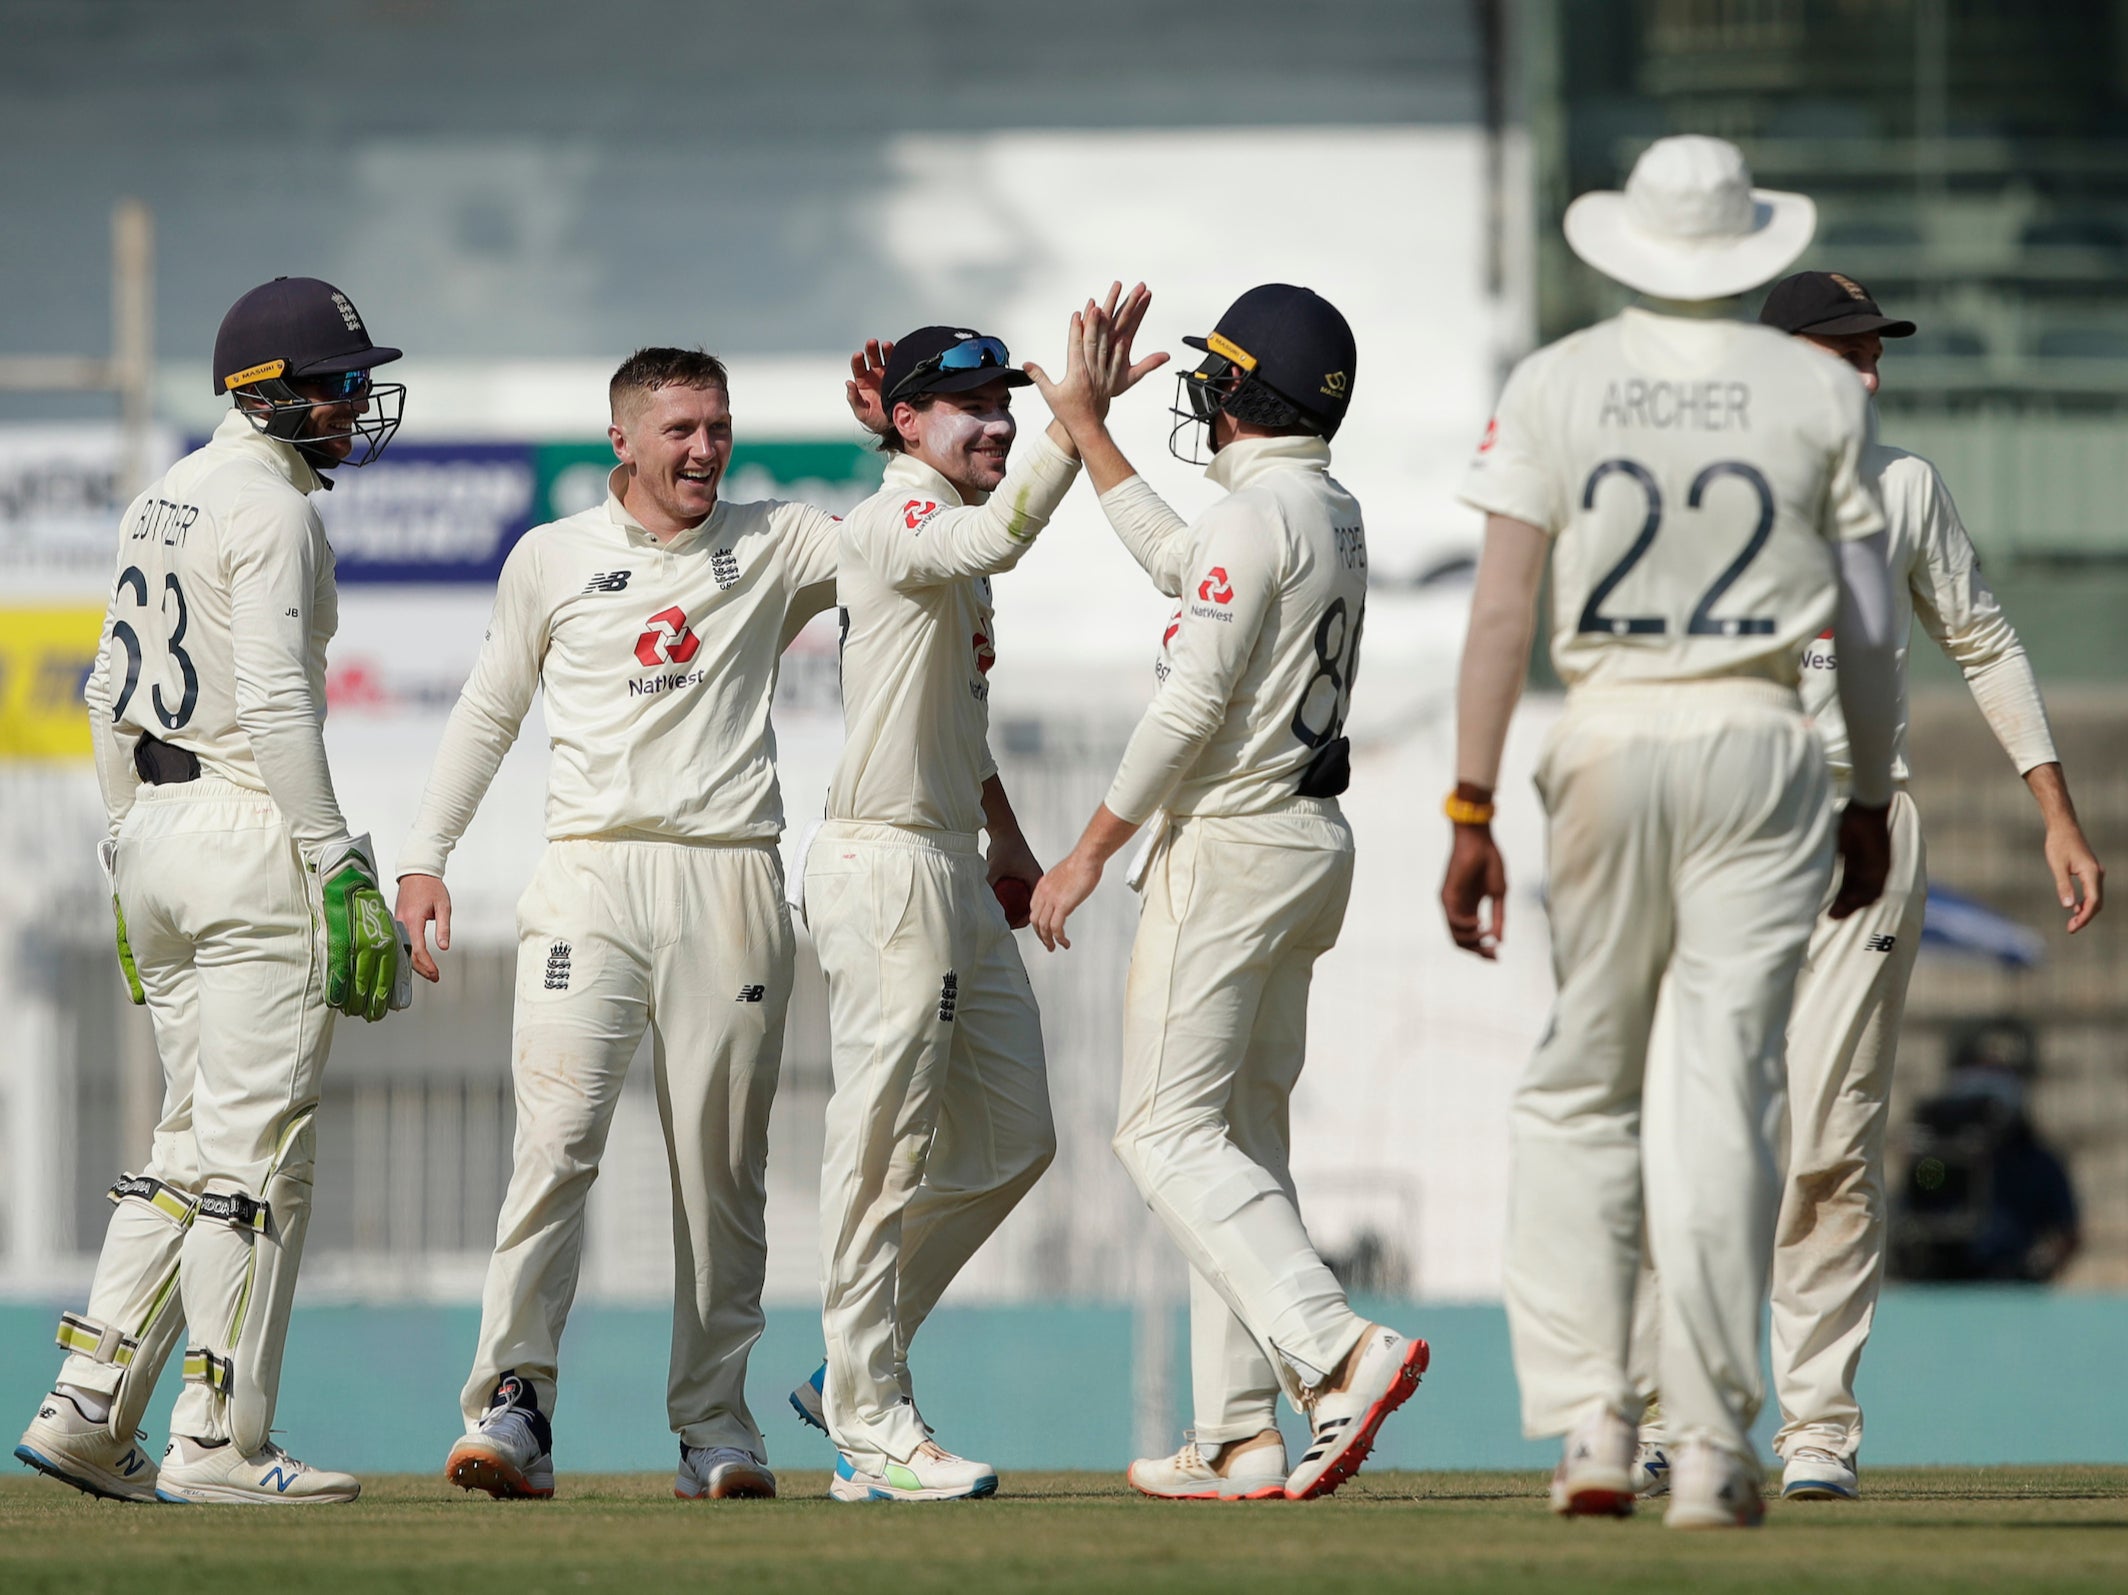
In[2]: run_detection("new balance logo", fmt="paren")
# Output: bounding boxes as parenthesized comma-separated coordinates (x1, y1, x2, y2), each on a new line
(736, 984, 765, 1003)
(937, 971, 959, 1024)
(260, 1464, 295, 1493)
(583, 570, 632, 593)
(544, 941, 572, 990)
(711, 548, 742, 590)
(1866, 934, 1898, 953)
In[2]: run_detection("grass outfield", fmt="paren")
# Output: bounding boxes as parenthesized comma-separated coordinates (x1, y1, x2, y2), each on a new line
(4, 1467, 2126, 1594)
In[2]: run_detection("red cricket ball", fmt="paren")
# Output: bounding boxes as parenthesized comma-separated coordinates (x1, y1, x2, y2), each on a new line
(993, 875, 1034, 926)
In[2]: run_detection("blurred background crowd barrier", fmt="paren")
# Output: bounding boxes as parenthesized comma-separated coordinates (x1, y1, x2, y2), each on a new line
(2, 1, 2123, 1468)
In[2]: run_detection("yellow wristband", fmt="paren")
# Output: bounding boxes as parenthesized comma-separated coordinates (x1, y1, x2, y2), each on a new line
(1443, 793, 1496, 826)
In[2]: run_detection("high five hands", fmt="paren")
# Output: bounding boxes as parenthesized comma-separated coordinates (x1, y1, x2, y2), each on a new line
(1024, 281, 1170, 439)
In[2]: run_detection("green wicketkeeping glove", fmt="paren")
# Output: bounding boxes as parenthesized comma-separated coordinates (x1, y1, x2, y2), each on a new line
(314, 834, 401, 1022)
(100, 839, 145, 1006)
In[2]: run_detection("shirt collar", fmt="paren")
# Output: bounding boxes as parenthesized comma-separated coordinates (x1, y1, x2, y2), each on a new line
(882, 449, 978, 507)
(604, 463, 725, 548)
(211, 408, 324, 495)
(1205, 433, 1331, 492)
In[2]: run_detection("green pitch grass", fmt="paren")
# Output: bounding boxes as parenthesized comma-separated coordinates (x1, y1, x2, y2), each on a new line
(4, 1467, 2125, 1594)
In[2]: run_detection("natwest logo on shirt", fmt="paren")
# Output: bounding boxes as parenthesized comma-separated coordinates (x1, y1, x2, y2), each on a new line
(972, 631, 995, 675)
(1196, 567, 1234, 605)
(1475, 416, 1499, 454)
(634, 606, 703, 667)
(904, 499, 940, 531)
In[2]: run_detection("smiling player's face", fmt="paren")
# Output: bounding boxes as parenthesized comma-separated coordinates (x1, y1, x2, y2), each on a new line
(899, 380, 1017, 497)
(612, 382, 733, 532)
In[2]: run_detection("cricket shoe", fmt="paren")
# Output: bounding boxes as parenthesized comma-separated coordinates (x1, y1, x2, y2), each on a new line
(790, 1363, 827, 1433)
(156, 1436, 360, 1504)
(1780, 1446, 1859, 1501)
(1662, 1440, 1766, 1529)
(1631, 1438, 1673, 1498)
(446, 1371, 555, 1499)
(829, 1441, 998, 1502)
(1548, 1408, 1636, 1517)
(14, 1390, 159, 1502)
(1284, 1325, 1429, 1500)
(675, 1443, 776, 1499)
(1128, 1429, 1287, 1501)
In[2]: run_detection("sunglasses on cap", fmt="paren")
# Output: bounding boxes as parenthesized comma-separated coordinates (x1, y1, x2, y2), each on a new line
(887, 335, 1013, 402)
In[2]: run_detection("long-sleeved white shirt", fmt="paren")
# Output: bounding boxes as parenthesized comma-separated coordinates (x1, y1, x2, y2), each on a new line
(825, 433, 1080, 835)
(396, 468, 840, 876)
(86, 409, 350, 852)
(1802, 439, 2057, 785)
(1459, 308, 1884, 691)
(1099, 436, 1368, 824)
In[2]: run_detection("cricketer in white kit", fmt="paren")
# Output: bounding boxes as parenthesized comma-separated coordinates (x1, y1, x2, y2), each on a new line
(1029, 285, 1429, 1503)
(1444, 137, 1906, 1529)
(1628, 271, 2104, 1506)
(15, 277, 410, 1507)
(394, 348, 852, 1503)
(802, 305, 1152, 1503)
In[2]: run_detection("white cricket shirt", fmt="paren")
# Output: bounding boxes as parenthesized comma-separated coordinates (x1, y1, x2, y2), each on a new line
(86, 410, 350, 852)
(825, 432, 1079, 835)
(1099, 437, 1369, 824)
(1460, 308, 1884, 690)
(397, 467, 839, 876)
(1801, 439, 2057, 785)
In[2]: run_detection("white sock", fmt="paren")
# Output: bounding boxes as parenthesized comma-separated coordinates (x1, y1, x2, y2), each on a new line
(56, 1382, 113, 1423)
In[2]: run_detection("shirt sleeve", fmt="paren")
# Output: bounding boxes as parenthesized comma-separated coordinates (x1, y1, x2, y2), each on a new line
(1104, 501, 1279, 823)
(1819, 366, 1887, 544)
(776, 501, 843, 651)
(395, 535, 549, 878)
(224, 481, 351, 853)
(1458, 354, 1566, 533)
(83, 579, 139, 846)
(1097, 474, 1193, 597)
(1909, 463, 2059, 775)
(857, 433, 1080, 591)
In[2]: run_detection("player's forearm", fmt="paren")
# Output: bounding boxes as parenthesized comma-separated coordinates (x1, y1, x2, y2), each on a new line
(1453, 516, 1545, 791)
(1069, 803, 1140, 867)
(1104, 702, 1218, 826)
(1098, 473, 1192, 596)
(1832, 531, 1899, 808)
(239, 700, 353, 852)
(2025, 761, 2082, 832)
(396, 694, 524, 878)
(1960, 645, 2059, 776)
(979, 773, 1025, 845)
(892, 432, 1081, 586)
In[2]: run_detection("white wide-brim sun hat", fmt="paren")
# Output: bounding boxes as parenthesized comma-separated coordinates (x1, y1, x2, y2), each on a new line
(1565, 135, 1816, 302)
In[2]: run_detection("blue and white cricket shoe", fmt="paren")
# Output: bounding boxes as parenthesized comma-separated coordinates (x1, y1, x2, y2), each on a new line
(1632, 1438, 1672, 1498)
(15, 1390, 159, 1502)
(156, 1435, 360, 1504)
(829, 1442, 998, 1502)
(1781, 1446, 1860, 1501)
(790, 1363, 827, 1434)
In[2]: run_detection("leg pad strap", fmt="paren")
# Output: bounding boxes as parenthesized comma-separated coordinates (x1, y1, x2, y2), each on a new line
(182, 1346, 236, 1395)
(195, 1190, 270, 1235)
(109, 1172, 199, 1228)
(55, 1312, 142, 1368)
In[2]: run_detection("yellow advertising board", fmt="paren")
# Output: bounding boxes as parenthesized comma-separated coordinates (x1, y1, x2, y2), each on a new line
(0, 608, 100, 760)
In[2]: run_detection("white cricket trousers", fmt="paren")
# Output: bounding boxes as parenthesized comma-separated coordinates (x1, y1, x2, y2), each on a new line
(1112, 802, 1367, 1439)
(58, 777, 334, 1453)
(1630, 791, 1925, 1462)
(805, 821, 1055, 1467)
(1772, 788, 1925, 1459)
(1508, 682, 1832, 1460)
(461, 838, 790, 1454)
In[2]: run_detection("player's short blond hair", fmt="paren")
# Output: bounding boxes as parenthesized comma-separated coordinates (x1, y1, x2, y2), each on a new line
(609, 347, 729, 422)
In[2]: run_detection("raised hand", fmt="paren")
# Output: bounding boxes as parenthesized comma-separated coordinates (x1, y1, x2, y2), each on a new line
(1097, 281, 1170, 408)
(846, 338, 894, 435)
